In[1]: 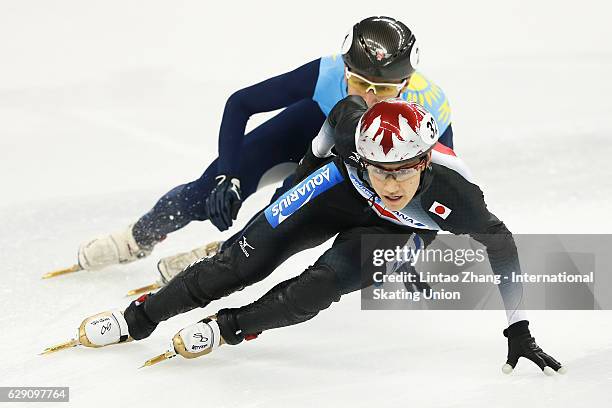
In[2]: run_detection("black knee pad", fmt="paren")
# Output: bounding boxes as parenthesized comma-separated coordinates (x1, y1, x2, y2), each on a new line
(226, 264, 343, 337)
(284, 264, 341, 314)
(183, 248, 247, 301)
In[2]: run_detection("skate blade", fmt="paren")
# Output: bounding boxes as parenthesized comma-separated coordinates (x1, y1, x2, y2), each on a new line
(139, 350, 177, 368)
(126, 282, 162, 297)
(40, 339, 80, 355)
(42, 264, 82, 279)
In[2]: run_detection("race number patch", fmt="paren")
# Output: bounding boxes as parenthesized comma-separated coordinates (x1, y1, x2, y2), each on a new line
(264, 162, 344, 228)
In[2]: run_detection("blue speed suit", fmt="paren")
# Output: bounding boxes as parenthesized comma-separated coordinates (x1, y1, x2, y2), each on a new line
(132, 55, 454, 246)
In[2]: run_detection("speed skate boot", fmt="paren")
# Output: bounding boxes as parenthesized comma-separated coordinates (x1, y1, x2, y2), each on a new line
(173, 317, 223, 358)
(42, 311, 132, 354)
(126, 241, 223, 296)
(157, 241, 224, 284)
(77, 311, 132, 347)
(141, 317, 224, 367)
(43, 225, 155, 279)
(78, 224, 153, 270)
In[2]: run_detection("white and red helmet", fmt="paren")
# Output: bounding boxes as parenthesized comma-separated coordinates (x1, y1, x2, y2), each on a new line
(355, 99, 439, 164)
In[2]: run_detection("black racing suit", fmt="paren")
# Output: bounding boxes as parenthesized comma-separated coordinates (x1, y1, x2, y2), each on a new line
(124, 98, 524, 345)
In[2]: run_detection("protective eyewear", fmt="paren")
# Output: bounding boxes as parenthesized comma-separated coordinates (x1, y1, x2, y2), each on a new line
(345, 68, 408, 97)
(365, 156, 428, 182)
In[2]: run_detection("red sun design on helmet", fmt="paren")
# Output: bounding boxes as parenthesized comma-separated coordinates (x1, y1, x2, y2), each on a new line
(357, 99, 437, 163)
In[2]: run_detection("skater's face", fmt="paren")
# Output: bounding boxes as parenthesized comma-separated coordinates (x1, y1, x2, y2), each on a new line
(366, 155, 429, 211)
(345, 68, 410, 107)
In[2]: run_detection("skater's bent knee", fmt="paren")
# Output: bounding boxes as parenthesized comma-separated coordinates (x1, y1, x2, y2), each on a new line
(285, 265, 341, 313)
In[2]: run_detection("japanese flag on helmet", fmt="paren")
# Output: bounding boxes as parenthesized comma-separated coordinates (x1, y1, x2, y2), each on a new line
(355, 98, 439, 163)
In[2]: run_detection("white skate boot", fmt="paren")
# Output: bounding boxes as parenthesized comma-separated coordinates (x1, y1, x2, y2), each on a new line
(141, 317, 224, 367)
(126, 241, 223, 297)
(173, 317, 223, 358)
(77, 311, 132, 347)
(78, 224, 153, 270)
(157, 241, 224, 284)
(42, 310, 132, 354)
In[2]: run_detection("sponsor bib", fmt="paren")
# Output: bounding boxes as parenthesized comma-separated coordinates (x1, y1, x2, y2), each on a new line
(264, 162, 344, 228)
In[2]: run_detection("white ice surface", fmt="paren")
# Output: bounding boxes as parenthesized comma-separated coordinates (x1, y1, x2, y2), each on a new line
(1, 1, 612, 407)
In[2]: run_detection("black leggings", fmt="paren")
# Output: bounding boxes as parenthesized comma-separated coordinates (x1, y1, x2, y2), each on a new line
(127, 167, 432, 342)
(221, 226, 435, 343)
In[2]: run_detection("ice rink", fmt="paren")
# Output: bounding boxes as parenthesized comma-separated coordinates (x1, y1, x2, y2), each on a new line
(1, 1, 612, 406)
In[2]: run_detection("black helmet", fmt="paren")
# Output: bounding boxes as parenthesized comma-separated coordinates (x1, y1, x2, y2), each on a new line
(341, 16, 419, 81)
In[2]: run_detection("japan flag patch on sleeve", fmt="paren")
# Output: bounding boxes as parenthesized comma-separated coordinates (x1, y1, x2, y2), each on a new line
(429, 201, 452, 219)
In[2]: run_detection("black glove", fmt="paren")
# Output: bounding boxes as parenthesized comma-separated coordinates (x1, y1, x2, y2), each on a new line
(293, 145, 330, 184)
(206, 175, 242, 231)
(502, 320, 565, 375)
(396, 262, 431, 293)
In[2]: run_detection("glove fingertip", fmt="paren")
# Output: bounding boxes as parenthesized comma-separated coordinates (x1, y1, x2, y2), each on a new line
(231, 204, 240, 220)
(543, 367, 555, 376)
(217, 220, 229, 232)
(222, 216, 232, 230)
(557, 366, 568, 375)
(502, 363, 514, 374)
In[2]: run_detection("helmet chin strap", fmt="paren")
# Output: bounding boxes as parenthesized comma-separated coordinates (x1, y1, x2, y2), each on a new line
(356, 164, 380, 212)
